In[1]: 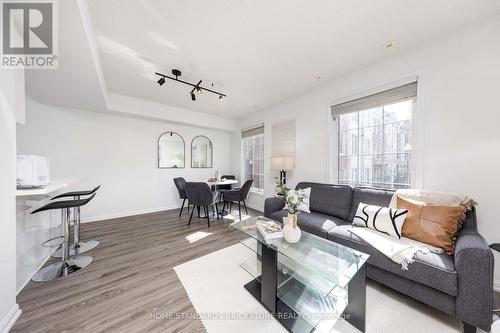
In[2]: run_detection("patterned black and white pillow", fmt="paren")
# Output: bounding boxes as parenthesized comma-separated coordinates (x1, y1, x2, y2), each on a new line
(352, 203, 408, 239)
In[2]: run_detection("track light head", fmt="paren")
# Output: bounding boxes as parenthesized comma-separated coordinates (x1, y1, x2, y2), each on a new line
(196, 86, 203, 95)
(191, 92, 196, 101)
(218, 94, 225, 103)
(157, 77, 165, 86)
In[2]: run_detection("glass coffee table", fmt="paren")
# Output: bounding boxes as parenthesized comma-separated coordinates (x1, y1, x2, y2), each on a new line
(231, 216, 369, 333)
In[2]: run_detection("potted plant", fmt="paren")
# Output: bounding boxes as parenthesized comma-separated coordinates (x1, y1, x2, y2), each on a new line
(274, 177, 305, 243)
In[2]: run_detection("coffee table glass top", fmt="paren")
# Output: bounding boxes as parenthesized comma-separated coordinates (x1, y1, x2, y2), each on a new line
(231, 216, 369, 296)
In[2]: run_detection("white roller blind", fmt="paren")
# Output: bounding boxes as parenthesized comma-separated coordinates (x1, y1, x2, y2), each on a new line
(241, 125, 264, 138)
(331, 82, 417, 117)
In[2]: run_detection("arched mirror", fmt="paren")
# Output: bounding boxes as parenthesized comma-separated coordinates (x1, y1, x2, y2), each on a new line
(191, 136, 213, 168)
(158, 132, 185, 168)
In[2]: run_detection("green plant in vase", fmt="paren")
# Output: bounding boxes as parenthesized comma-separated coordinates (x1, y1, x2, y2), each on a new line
(274, 177, 305, 243)
(274, 176, 290, 201)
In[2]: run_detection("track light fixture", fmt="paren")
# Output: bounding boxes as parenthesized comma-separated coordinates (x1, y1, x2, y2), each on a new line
(154, 69, 226, 102)
(190, 80, 202, 100)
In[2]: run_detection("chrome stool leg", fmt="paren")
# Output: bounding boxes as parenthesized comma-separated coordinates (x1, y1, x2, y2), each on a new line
(72, 202, 99, 254)
(52, 197, 99, 258)
(33, 208, 93, 282)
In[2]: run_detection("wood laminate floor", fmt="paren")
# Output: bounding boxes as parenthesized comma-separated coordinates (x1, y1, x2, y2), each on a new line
(12, 207, 258, 333)
(13, 208, 500, 333)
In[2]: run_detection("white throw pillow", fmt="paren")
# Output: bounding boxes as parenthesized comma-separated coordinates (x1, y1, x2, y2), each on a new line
(352, 202, 408, 239)
(297, 187, 311, 213)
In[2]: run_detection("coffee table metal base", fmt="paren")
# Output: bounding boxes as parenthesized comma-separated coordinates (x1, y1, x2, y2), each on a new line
(242, 242, 366, 333)
(244, 278, 315, 333)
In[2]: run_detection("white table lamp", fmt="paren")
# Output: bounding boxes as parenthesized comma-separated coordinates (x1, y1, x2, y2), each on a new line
(271, 156, 294, 184)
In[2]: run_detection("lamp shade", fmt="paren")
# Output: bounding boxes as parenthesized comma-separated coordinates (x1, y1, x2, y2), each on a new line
(271, 156, 294, 171)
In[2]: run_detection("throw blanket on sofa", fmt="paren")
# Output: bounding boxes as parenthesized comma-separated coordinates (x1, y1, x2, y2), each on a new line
(388, 189, 477, 211)
(348, 227, 444, 270)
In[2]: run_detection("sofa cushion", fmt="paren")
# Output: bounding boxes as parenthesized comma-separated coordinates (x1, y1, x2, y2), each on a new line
(348, 187, 395, 222)
(352, 203, 408, 238)
(299, 212, 349, 238)
(296, 182, 353, 219)
(397, 196, 465, 254)
(328, 225, 458, 296)
(270, 210, 348, 238)
(270, 209, 287, 223)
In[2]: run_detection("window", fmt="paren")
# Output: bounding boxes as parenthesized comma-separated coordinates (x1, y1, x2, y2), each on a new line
(331, 82, 417, 189)
(241, 126, 264, 191)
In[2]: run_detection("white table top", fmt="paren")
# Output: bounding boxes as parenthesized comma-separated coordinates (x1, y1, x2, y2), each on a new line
(16, 178, 83, 197)
(206, 179, 239, 186)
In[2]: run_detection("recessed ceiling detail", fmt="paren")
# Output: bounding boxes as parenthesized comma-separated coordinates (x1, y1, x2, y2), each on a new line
(86, 0, 500, 119)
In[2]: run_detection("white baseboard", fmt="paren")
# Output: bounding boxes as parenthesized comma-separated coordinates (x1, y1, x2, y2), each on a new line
(0, 304, 21, 333)
(81, 204, 181, 223)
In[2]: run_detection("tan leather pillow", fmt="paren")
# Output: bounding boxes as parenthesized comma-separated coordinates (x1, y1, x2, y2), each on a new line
(396, 196, 465, 255)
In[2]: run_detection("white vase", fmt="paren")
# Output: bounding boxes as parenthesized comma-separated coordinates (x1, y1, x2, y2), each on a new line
(283, 213, 301, 243)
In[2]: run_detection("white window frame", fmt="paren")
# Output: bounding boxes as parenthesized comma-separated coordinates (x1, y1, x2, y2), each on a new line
(241, 125, 265, 193)
(326, 75, 424, 189)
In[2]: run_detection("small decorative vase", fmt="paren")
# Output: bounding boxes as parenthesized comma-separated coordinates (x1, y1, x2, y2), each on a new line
(283, 212, 301, 243)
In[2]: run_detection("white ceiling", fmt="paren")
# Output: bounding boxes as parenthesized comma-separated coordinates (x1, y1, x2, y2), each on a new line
(86, 0, 500, 119)
(26, 0, 107, 112)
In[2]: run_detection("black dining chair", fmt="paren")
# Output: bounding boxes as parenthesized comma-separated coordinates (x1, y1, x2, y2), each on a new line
(185, 182, 220, 227)
(173, 177, 190, 217)
(216, 175, 236, 209)
(218, 175, 236, 190)
(221, 179, 254, 222)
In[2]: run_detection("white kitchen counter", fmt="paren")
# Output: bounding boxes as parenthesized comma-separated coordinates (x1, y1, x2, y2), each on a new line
(16, 178, 83, 197)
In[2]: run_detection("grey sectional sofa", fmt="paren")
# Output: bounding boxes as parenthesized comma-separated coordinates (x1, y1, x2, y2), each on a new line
(264, 182, 494, 333)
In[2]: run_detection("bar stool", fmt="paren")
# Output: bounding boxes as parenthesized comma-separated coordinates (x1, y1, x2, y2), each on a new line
(31, 194, 96, 282)
(51, 185, 100, 258)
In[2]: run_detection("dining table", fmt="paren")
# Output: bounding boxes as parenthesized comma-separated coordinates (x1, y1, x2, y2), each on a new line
(205, 179, 239, 187)
(206, 178, 239, 216)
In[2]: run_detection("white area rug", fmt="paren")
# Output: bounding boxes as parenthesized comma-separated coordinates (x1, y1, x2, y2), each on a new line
(174, 243, 492, 333)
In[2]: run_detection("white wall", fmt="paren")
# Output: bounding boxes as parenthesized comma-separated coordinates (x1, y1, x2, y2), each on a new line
(17, 98, 232, 222)
(233, 16, 500, 280)
(0, 70, 23, 331)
